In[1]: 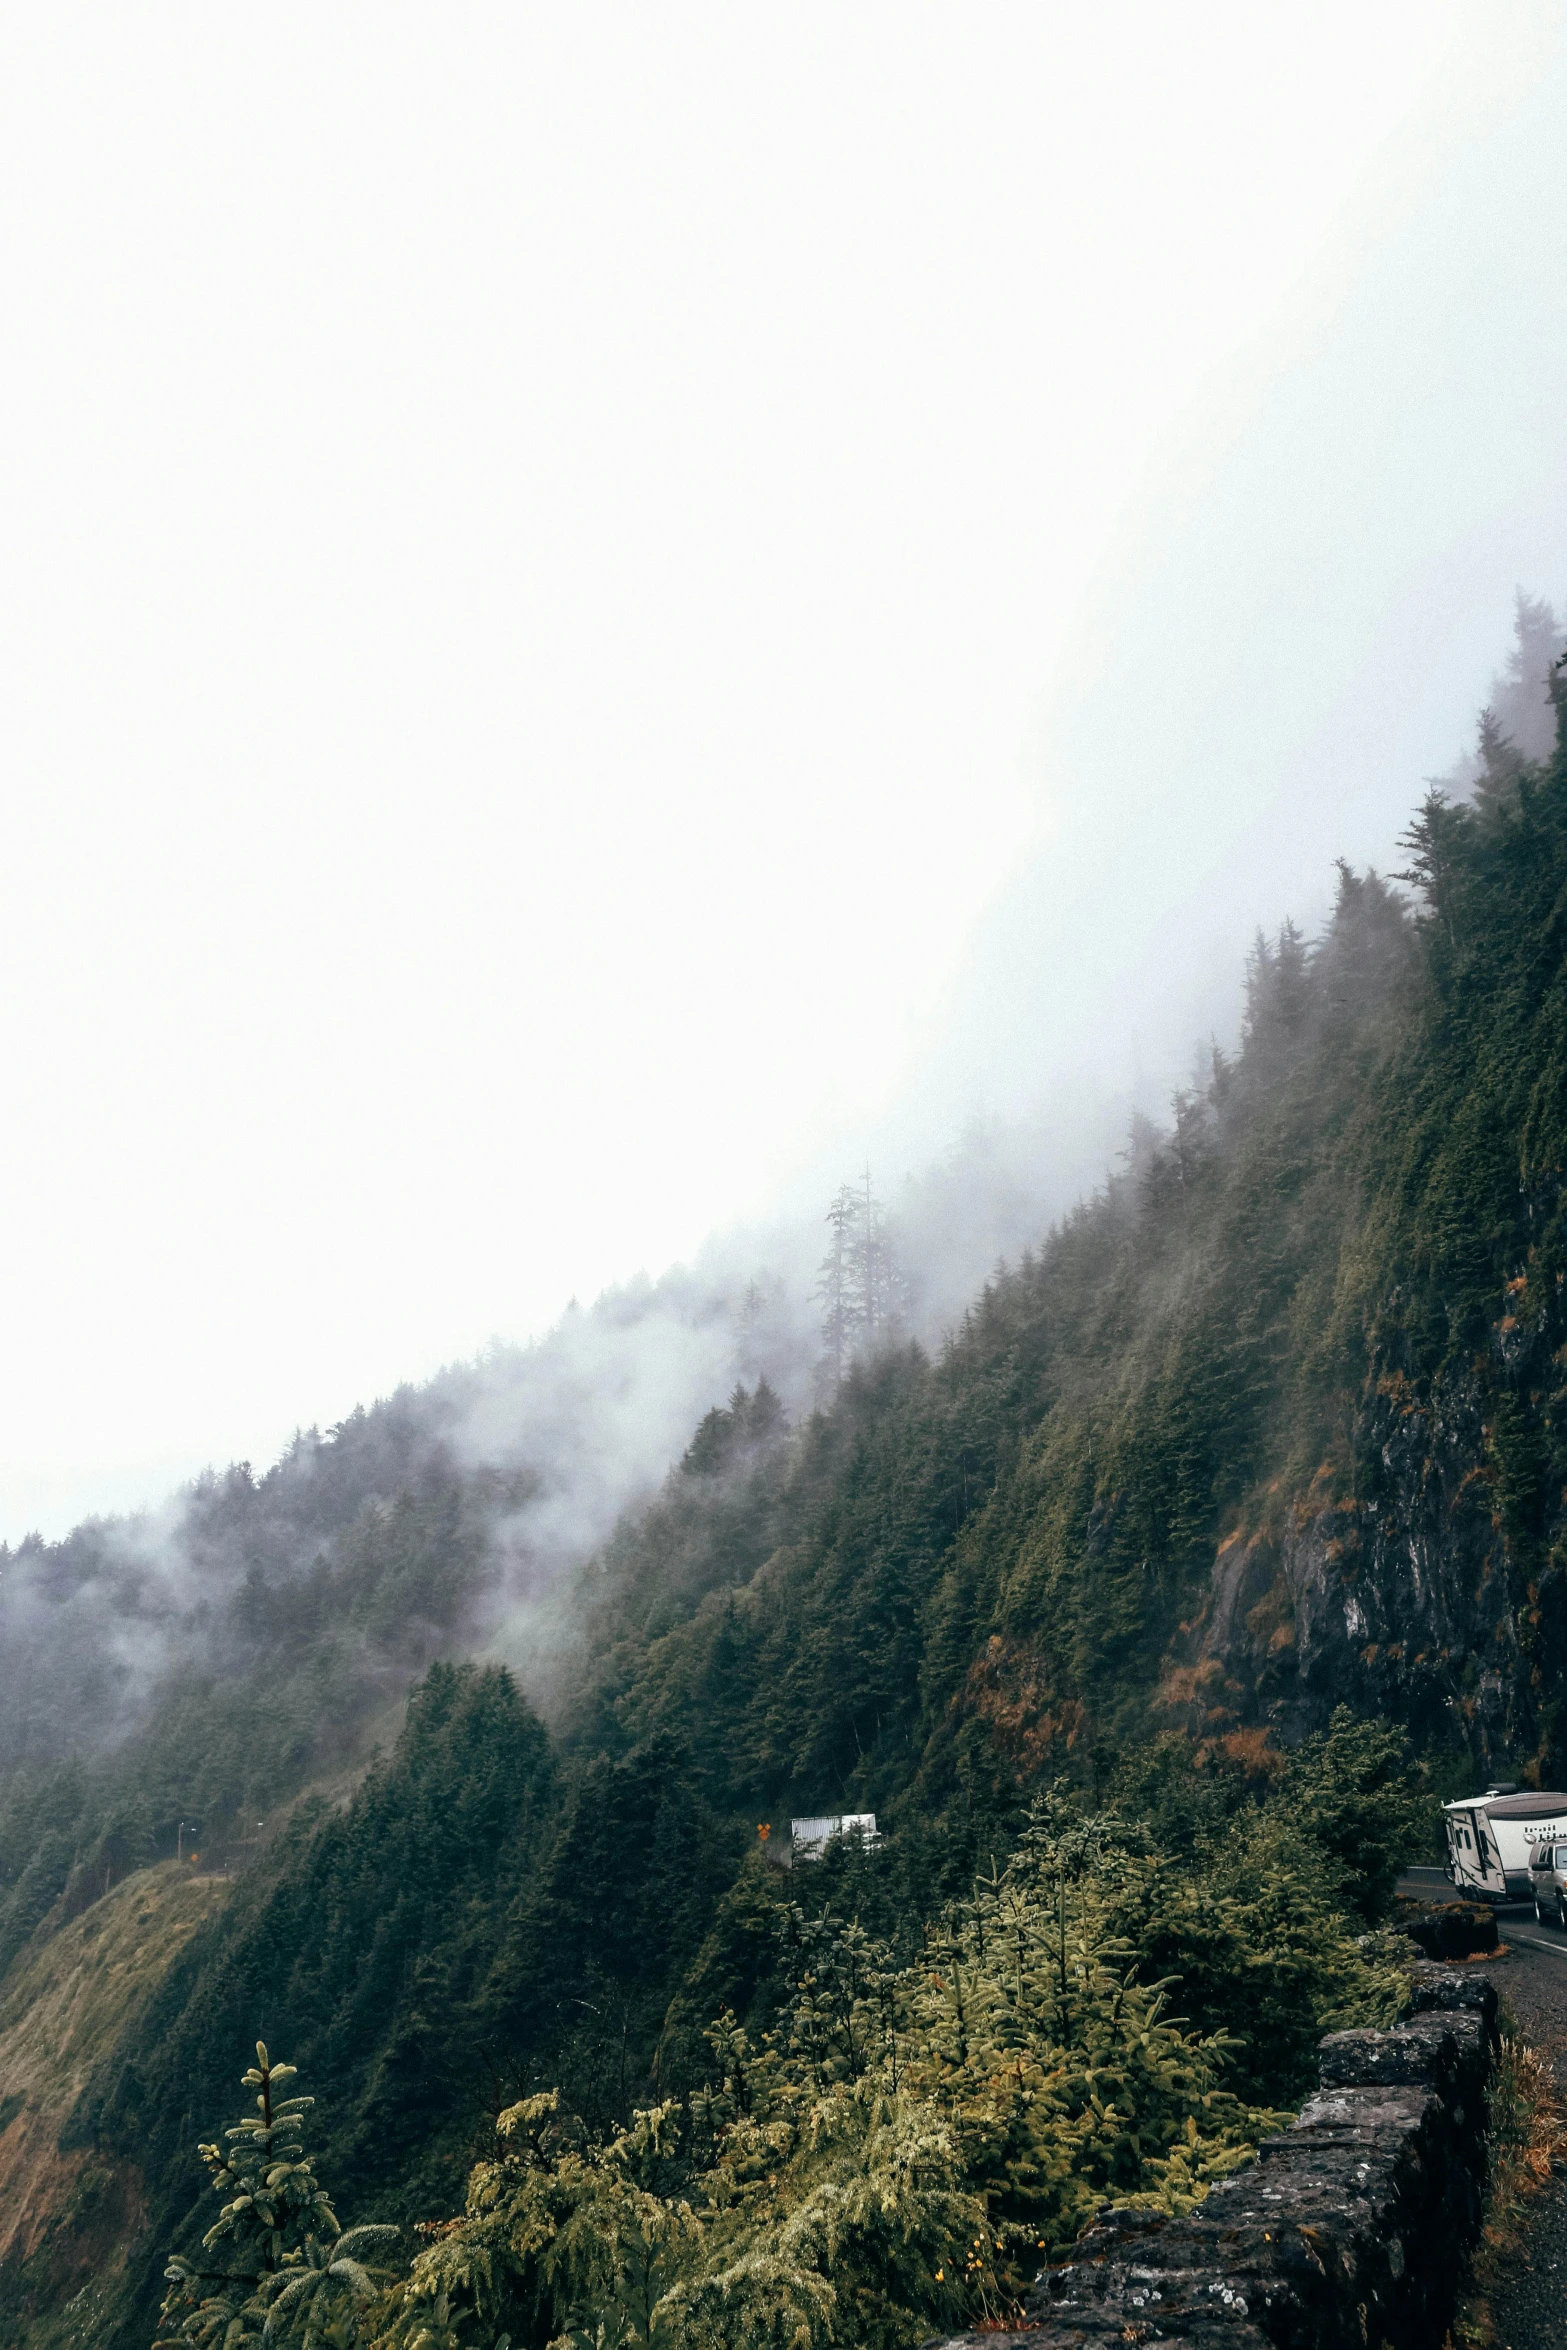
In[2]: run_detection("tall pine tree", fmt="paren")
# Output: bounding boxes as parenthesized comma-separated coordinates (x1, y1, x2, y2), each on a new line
(154, 2041, 397, 2349)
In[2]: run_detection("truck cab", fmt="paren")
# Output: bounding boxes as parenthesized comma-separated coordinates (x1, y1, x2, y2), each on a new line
(1529, 1838, 1567, 1927)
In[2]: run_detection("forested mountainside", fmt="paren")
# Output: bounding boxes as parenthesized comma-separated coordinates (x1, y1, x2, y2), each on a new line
(7, 665, 1567, 2342)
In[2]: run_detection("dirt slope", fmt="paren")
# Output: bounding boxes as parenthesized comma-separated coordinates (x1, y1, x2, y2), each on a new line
(0, 1863, 228, 2342)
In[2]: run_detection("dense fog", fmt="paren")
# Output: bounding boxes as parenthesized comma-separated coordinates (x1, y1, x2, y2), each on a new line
(6, 13, 1567, 1758)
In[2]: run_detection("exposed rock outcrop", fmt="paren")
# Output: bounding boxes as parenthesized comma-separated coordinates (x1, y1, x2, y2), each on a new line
(1183, 1346, 1551, 1772)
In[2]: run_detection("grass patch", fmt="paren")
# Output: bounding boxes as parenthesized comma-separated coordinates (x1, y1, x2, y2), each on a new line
(1448, 2028, 1564, 2348)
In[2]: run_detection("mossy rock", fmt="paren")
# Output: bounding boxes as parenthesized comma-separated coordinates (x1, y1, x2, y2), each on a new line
(1392, 1897, 1500, 1958)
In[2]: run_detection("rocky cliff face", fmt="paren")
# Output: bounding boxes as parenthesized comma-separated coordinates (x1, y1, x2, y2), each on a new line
(1187, 1298, 1567, 1779)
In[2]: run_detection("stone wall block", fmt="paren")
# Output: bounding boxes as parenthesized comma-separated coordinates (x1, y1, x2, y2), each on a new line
(1408, 1963, 1500, 2040)
(1315, 2010, 1486, 2097)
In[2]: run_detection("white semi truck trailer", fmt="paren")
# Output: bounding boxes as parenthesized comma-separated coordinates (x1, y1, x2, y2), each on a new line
(1443, 1784, 1567, 1900)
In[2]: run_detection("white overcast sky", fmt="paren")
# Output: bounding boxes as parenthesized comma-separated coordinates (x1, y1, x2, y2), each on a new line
(0, 3, 1483, 1537)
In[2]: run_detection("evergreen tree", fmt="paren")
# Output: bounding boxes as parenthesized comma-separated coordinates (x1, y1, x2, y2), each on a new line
(679, 1382, 788, 1478)
(154, 2041, 397, 2349)
(1497, 587, 1565, 759)
(1472, 705, 1530, 811)
(1438, 589, 1564, 794)
(732, 1273, 789, 1391)
(1395, 783, 1474, 949)
(814, 1172, 904, 1394)
(743, 1375, 786, 1448)
(847, 1167, 904, 1350)
(815, 1183, 860, 1393)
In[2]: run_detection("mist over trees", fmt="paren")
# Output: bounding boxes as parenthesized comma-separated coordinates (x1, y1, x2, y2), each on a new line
(7, 597, 1567, 2342)
(1439, 589, 1566, 798)
(814, 1172, 906, 1395)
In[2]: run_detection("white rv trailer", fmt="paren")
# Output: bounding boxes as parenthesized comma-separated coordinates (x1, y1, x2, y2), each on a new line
(789, 1812, 880, 1862)
(1444, 1786, 1567, 1900)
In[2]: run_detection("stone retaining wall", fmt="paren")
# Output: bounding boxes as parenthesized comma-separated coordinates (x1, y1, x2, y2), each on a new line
(930, 1966, 1499, 2350)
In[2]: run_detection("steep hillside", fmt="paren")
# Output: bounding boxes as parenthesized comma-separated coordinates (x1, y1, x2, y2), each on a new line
(551, 835, 1560, 1809)
(0, 1864, 229, 2345)
(6, 672, 1567, 2341)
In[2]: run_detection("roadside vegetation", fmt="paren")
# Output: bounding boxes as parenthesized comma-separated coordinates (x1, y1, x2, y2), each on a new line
(1449, 2025, 1564, 2350)
(153, 1717, 1418, 2348)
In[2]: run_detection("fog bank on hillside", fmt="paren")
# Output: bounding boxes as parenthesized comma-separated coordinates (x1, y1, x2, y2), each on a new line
(880, 14, 1567, 1158)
